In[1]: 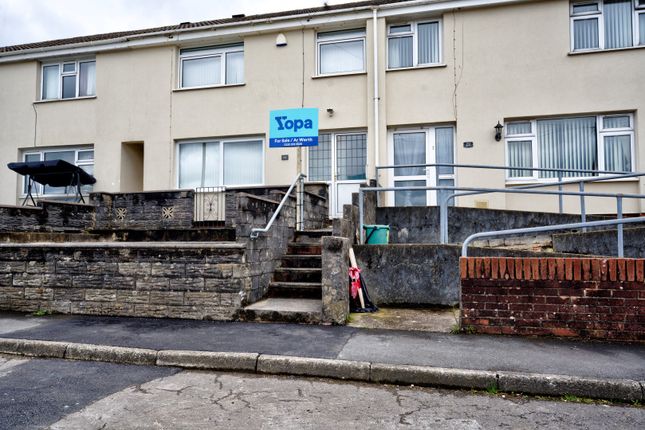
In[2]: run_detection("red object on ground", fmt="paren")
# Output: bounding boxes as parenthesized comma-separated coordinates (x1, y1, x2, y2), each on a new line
(349, 267, 361, 299)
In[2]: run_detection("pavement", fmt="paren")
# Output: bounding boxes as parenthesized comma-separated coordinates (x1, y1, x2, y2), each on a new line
(0, 311, 643, 402)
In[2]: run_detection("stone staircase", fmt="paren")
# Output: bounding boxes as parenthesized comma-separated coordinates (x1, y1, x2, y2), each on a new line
(240, 229, 332, 324)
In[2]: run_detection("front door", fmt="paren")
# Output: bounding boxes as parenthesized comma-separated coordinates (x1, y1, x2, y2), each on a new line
(308, 131, 367, 218)
(389, 126, 455, 207)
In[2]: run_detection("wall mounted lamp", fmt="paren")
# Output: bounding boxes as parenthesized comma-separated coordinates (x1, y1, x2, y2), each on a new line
(326, 108, 334, 117)
(494, 121, 504, 142)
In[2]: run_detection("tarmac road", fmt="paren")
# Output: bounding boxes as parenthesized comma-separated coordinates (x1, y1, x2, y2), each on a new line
(1, 354, 643, 430)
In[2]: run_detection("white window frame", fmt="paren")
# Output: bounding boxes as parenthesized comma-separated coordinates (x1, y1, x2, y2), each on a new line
(175, 137, 265, 188)
(505, 113, 635, 182)
(386, 19, 442, 69)
(178, 43, 244, 89)
(40, 59, 96, 100)
(387, 125, 456, 206)
(315, 28, 366, 76)
(570, 0, 644, 51)
(21, 147, 94, 196)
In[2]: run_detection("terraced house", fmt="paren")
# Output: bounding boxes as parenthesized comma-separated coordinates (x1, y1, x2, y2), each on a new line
(1, 0, 644, 216)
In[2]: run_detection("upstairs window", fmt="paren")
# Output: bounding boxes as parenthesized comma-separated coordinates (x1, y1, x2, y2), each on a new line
(179, 43, 244, 89)
(316, 29, 366, 75)
(571, 1, 645, 51)
(41, 60, 96, 100)
(506, 114, 634, 181)
(387, 20, 441, 69)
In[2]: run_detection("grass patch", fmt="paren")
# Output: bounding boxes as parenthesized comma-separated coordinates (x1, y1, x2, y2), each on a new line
(32, 309, 50, 317)
(486, 384, 498, 395)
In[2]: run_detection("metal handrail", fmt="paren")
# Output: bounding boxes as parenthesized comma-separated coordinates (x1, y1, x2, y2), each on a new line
(250, 173, 306, 239)
(358, 185, 645, 244)
(375, 162, 630, 176)
(461, 216, 645, 258)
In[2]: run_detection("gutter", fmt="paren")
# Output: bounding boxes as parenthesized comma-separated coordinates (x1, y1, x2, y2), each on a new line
(0, 0, 528, 63)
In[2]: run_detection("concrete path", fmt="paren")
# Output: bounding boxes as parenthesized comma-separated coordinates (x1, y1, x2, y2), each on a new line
(0, 312, 643, 402)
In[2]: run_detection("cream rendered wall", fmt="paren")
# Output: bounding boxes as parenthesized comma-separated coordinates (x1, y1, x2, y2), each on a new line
(381, 0, 644, 213)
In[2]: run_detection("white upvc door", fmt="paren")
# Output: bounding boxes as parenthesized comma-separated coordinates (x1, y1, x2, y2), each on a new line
(308, 131, 368, 218)
(389, 125, 455, 207)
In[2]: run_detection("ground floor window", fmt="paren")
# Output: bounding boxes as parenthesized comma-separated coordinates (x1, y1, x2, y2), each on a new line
(505, 113, 634, 180)
(22, 147, 94, 196)
(390, 125, 455, 206)
(177, 138, 263, 188)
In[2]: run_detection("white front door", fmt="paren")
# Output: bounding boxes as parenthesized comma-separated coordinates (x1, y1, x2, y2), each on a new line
(308, 131, 367, 218)
(389, 126, 455, 207)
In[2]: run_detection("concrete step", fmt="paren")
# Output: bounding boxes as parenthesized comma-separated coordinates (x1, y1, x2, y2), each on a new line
(239, 298, 322, 324)
(287, 243, 322, 256)
(279, 255, 322, 269)
(273, 268, 322, 283)
(267, 281, 322, 299)
(294, 229, 333, 243)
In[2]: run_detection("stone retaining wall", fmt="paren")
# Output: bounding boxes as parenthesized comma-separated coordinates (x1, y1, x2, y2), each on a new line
(0, 243, 247, 320)
(0, 201, 95, 233)
(460, 256, 644, 341)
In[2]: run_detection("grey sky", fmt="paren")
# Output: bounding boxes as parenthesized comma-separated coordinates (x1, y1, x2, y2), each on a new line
(0, 0, 364, 47)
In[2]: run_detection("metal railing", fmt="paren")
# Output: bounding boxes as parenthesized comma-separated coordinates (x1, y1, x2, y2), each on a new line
(194, 186, 227, 222)
(461, 216, 645, 258)
(250, 173, 306, 239)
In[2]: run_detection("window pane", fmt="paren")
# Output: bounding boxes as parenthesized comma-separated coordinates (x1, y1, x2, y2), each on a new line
(507, 122, 532, 135)
(178, 143, 204, 188)
(573, 18, 600, 50)
(573, 3, 599, 14)
(309, 134, 331, 181)
(223, 140, 262, 185)
(437, 178, 455, 207)
(604, 135, 632, 172)
(418, 22, 440, 64)
(317, 29, 365, 41)
(203, 142, 221, 187)
(336, 134, 367, 181)
(436, 127, 454, 174)
(389, 25, 411, 34)
(508, 140, 533, 178)
(79, 164, 94, 194)
(42, 65, 59, 100)
(24, 153, 41, 194)
(395, 180, 426, 207)
(79, 61, 96, 96)
(62, 75, 76, 99)
(639, 13, 645, 45)
(604, 0, 632, 49)
(44, 150, 75, 163)
(603, 115, 630, 129)
(393, 132, 425, 176)
(226, 51, 244, 85)
(182, 56, 221, 87)
(319, 40, 364, 74)
(77, 150, 94, 161)
(62, 63, 75, 73)
(537, 117, 597, 178)
(388, 36, 413, 68)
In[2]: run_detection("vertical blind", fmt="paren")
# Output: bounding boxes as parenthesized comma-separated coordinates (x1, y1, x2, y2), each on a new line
(225, 52, 244, 84)
(604, 135, 631, 172)
(223, 140, 262, 185)
(435, 127, 454, 174)
(508, 140, 533, 178)
(573, 18, 600, 49)
(79, 61, 96, 97)
(42, 65, 59, 99)
(604, 0, 632, 49)
(182, 57, 221, 87)
(418, 22, 440, 64)
(537, 117, 597, 178)
(319, 40, 364, 74)
(388, 36, 413, 68)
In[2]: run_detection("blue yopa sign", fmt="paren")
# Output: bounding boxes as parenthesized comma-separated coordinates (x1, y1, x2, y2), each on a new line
(269, 108, 319, 148)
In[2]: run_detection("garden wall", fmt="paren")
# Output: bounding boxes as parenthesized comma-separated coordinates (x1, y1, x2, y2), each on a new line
(460, 256, 644, 342)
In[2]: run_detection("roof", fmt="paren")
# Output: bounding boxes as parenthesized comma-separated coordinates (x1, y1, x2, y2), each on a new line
(0, 0, 419, 54)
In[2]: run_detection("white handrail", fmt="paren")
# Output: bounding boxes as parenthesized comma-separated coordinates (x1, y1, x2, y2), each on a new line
(250, 173, 306, 239)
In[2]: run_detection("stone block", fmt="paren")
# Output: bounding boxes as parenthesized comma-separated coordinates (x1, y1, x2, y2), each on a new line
(165, 306, 202, 319)
(0, 273, 12, 287)
(55, 260, 87, 274)
(24, 287, 54, 300)
(85, 262, 119, 275)
(370, 363, 497, 390)
(149, 291, 184, 306)
(49, 300, 72, 314)
(185, 263, 234, 278)
(116, 290, 150, 304)
(157, 350, 258, 370)
(321, 236, 350, 325)
(65, 343, 157, 366)
(118, 262, 152, 276)
(184, 292, 220, 306)
(168, 277, 205, 291)
(12, 273, 43, 287)
(71, 274, 106, 289)
(42, 274, 72, 288)
(85, 289, 117, 302)
(134, 304, 169, 318)
(0, 287, 24, 300)
(204, 278, 242, 293)
(135, 277, 169, 290)
(151, 263, 186, 277)
(53, 288, 85, 301)
(103, 275, 136, 289)
(257, 355, 370, 381)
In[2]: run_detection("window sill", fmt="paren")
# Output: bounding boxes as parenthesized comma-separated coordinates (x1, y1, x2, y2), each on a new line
(568, 45, 645, 56)
(386, 63, 447, 72)
(33, 96, 97, 104)
(173, 83, 246, 92)
(311, 71, 367, 79)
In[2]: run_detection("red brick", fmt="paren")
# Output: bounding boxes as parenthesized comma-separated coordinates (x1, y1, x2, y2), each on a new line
(617, 259, 627, 282)
(591, 259, 601, 281)
(582, 259, 591, 281)
(547, 258, 557, 280)
(636, 260, 644, 282)
(600, 259, 609, 281)
(556, 259, 565, 280)
(523, 258, 532, 280)
(507, 259, 515, 280)
(550, 327, 578, 337)
(612, 290, 639, 299)
(539, 259, 548, 280)
(500, 326, 517, 335)
(499, 258, 508, 279)
(491, 258, 499, 280)
(475, 258, 483, 278)
(474, 319, 490, 326)
(468, 258, 476, 278)
(572, 259, 582, 281)
(477, 326, 502, 335)
(625, 259, 635, 282)
(483, 258, 492, 279)
(459, 258, 468, 279)
(563, 259, 573, 281)
(608, 259, 617, 282)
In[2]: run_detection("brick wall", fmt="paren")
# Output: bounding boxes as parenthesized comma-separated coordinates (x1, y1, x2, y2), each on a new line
(460, 257, 644, 342)
(0, 243, 248, 320)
